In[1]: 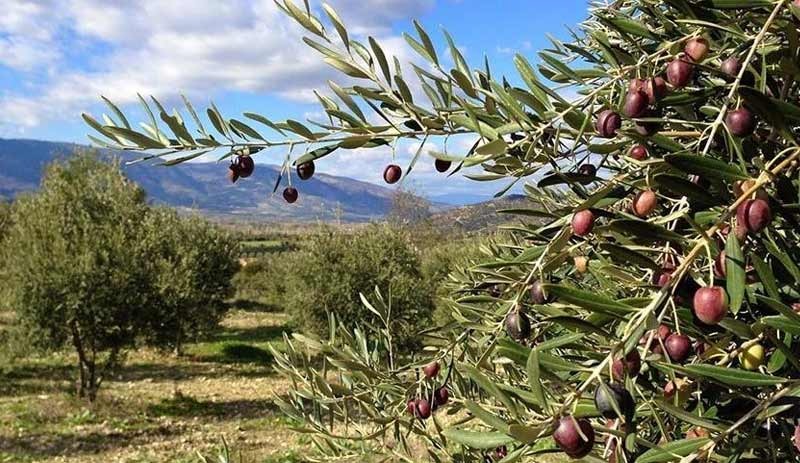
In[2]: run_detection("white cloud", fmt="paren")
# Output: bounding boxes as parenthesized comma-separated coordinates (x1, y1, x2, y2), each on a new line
(0, 0, 435, 130)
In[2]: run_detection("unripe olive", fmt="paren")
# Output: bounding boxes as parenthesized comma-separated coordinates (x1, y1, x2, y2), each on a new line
(594, 382, 635, 420)
(235, 155, 255, 178)
(383, 164, 402, 184)
(736, 198, 772, 234)
(571, 210, 595, 237)
(667, 58, 694, 88)
(596, 110, 622, 138)
(612, 349, 641, 380)
(693, 286, 729, 325)
(297, 161, 315, 180)
(686, 427, 710, 439)
(664, 379, 691, 404)
(624, 90, 649, 118)
(435, 158, 452, 173)
(553, 416, 595, 459)
(574, 256, 589, 274)
(423, 361, 440, 379)
(282, 187, 299, 204)
(629, 144, 648, 161)
(505, 310, 531, 341)
(738, 343, 765, 371)
(684, 37, 709, 63)
(665, 333, 692, 364)
(725, 108, 756, 137)
(733, 180, 768, 201)
(632, 189, 658, 218)
(530, 280, 549, 304)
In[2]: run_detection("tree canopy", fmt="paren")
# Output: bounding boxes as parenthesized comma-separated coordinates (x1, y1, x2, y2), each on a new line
(84, 0, 800, 460)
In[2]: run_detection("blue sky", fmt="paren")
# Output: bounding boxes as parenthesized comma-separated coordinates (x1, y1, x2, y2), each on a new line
(1, 0, 590, 200)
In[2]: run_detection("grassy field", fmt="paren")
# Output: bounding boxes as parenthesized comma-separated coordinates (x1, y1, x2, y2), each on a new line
(0, 309, 308, 463)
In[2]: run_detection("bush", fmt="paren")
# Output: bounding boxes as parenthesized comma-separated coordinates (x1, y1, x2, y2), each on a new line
(285, 225, 433, 351)
(1, 153, 150, 400)
(232, 251, 299, 311)
(139, 208, 240, 355)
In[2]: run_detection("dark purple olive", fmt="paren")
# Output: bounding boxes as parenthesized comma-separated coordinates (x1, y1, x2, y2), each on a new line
(571, 210, 595, 237)
(665, 334, 692, 364)
(594, 382, 635, 420)
(530, 280, 548, 304)
(415, 398, 431, 419)
(612, 349, 641, 380)
(578, 164, 596, 176)
(235, 155, 255, 178)
(720, 57, 742, 80)
(666, 58, 694, 88)
(434, 387, 449, 407)
(630, 145, 648, 160)
(644, 77, 668, 104)
(296, 161, 315, 180)
(737, 198, 771, 234)
(505, 310, 531, 341)
(634, 109, 661, 136)
(624, 90, 649, 118)
(282, 187, 298, 204)
(725, 108, 756, 137)
(227, 164, 240, 184)
(383, 164, 402, 184)
(435, 158, 452, 173)
(596, 110, 621, 138)
(553, 416, 595, 459)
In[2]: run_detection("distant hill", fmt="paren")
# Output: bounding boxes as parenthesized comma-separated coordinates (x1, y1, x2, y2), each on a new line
(0, 138, 399, 222)
(428, 194, 540, 232)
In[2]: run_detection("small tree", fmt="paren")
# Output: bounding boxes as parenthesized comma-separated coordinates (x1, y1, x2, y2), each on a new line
(87, 0, 800, 460)
(285, 225, 434, 351)
(2, 153, 150, 400)
(140, 208, 240, 355)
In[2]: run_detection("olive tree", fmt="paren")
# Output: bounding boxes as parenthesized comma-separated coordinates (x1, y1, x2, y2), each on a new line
(86, 0, 800, 460)
(2, 153, 150, 401)
(140, 208, 240, 355)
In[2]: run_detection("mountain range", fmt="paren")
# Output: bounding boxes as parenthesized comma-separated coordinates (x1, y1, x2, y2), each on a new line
(0, 138, 405, 222)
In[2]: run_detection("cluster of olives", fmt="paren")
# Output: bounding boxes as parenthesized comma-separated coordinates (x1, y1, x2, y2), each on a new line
(406, 361, 450, 420)
(226, 155, 318, 204)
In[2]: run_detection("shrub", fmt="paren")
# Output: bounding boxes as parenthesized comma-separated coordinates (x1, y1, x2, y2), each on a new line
(285, 225, 433, 351)
(231, 251, 299, 311)
(139, 208, 240, 355)
(88, 0, 800, 460)
(1, 153, 150, 400)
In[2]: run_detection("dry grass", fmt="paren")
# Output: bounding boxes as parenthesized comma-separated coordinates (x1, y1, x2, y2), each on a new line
(0, 310, 307, 463)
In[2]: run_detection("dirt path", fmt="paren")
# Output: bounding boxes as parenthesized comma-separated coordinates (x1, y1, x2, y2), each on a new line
(0, 310, 307, 463)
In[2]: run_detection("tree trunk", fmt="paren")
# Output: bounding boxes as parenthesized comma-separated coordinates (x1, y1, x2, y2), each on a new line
(70, 320, 88, 398)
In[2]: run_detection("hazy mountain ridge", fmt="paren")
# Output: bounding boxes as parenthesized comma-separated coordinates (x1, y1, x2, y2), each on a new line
(0, 138, 397, 221)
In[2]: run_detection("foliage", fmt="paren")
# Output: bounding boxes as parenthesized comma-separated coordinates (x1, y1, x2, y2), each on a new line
(232, 251, 300, 311)
(1, 153, 150, 400)
(284, 225, 434, 352)
(140, 208, 240, 354)
(86, 0, 800, 461)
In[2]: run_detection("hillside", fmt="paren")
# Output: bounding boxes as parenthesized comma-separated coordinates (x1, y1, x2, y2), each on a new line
(0, 138, 396, 222)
